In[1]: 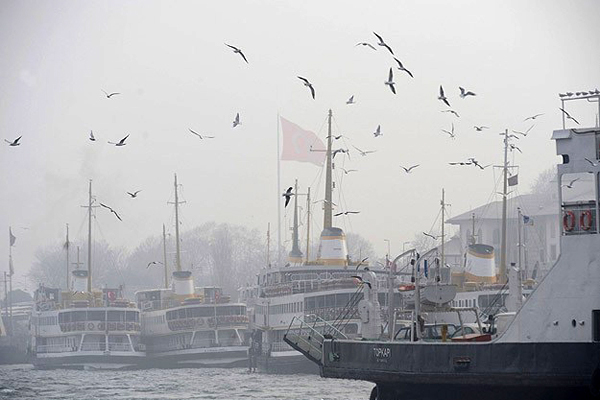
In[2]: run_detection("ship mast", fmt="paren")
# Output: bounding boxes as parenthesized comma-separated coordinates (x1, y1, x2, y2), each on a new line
(174, 174, 182, 272)
(499, 129, 509, 284)
(323, 109, 333, 229)
(65, 223, 70, 290)
(305, 187, 311, 262)
(440, 189, 446, 270)
(162, 224, 169, 288)
(86, 180, 93, 292)
(290, 179, 303, 260)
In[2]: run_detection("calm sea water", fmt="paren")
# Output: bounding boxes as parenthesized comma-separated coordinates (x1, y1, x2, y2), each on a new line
(0, 365, 374, 400)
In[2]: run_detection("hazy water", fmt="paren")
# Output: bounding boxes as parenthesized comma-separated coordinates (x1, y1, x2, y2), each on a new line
(0, 365, 374, 400)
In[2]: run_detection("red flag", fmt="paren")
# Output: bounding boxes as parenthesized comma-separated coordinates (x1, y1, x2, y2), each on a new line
(280, 117, 326, 166)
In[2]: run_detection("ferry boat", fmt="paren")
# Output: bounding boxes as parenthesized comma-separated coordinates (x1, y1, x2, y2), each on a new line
(30, 181, 145, 369)
(136, 175, 249, 368)
(241, 111, 403, 374)
(285, 94, 600, 399)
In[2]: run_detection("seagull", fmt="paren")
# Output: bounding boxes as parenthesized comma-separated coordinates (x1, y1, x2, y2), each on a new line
(233, 113, 241, 128)
(342, 168, 358, 174)
(146, 261, 163, 269)
(585, 158, 599, 167)
(327, 134, 343, 140)
(509, 144, 522, 153)
(372, 32, 394, 55)
(332, 149, 348, 159)
(355, 257, 369, 270)
(352, 145, 376, 156)
(438, 85, 450, 107)
(355, 42, 376, 50)
(393, 57, 413, 78)
(224, 43, 248, 63)
(4, 136, 22, 146)
(561, 178, 579, 189)
(468, 158, 490, 170)
(400, 165, 419, 173)
(101, 89, 120, 98)
(89, 131, 96, 141)
(442, 110, 460, 118)
(189, 129, 214, 139)
(512, 125, 534, 136)
(474, 126, 489, 132)
(442, 123, 455, 139)
(297, 76, 315, 99)
(373, 125, 382, 137)
(346, 95, 356, 105)
(108, 134, 129, 146)
(384, 68, 396, 94)
(100, 203, 122, 221)
(524, 113, 544, 122)
(351, 275, 372, 289)
(423, 232, 440, 240)
(459, 87, 476, 98)
(127, 190, 142, 198)
(449, 161, 473, 166)
(282, 187, 293, 208)
(559, 108, 580, 125)
(334, 211, 360, 216)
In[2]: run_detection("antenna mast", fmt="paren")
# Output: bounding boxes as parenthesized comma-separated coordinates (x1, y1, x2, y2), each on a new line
(499, 129, 509, 284)
(65, 223, 70, 290)
(170, 174, 186, 272)
(162, 224, 169, 288)
(306, 187, 311, 262)
(86, 180, 93, 292)
(324, 109, 333, 229)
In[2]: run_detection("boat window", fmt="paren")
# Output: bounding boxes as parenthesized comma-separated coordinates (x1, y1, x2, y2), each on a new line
(107, 310, 125, 322)
(561, 172, 597, 235)
(88, 311, 106, 321)
(593, 310, 600, 342)
(58, 312, 71, 323)
(126, 311, 138, 322)
(72, 311, 86, 322)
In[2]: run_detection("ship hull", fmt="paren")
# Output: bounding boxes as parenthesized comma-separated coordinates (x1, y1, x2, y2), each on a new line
(321, 340, 600, 400)
(32, 351, 145, 370)
(258, 351, 320, 374)
(142, 346, 249, 368)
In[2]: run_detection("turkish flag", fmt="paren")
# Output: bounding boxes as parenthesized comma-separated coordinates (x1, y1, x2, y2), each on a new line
(280, 117, 325, 166)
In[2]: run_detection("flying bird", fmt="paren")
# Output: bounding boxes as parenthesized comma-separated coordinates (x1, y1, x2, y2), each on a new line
(4, 136, 22, 146)
(512, 125, 534, 136)
(373, 125, 382, 137)
(474, 126, 489, 132)
(585, 158, 599, 167)
(449, 161, 473, 166)
(355, 42, 376, 50)
(372, 32, 394, 55)
(100, 203, 122, 221)
(147, 261, 163, 269)
(559, 108, 580, 125)
(351, 275, 372, 289)
(127, 190, 142, 198)
(562, 178, 579, 189)
(400, 165, 420, 173)
(101, 89, 120, 98)
(509, 144, 522, 153)
(233, 113, 241, 128)
(327, 134, 343, 140)
(459, 87, 476, 98)
(438, 85, 451, 107)
(441, 123, 455, 139)
(352, 145, 376, 156)
(354, 257, 369, 270)
(384, 68, 396, 94)
(108, 134, 129, 146)
(282, 187, 293, 208)
(442, 110, 460, 118)
(224, 43, 248, 63)
(393, 57, 413, 78)
(423, 232, 440, 240)
(297, 76, 315, 99)
(332, 149, 348, 159)
(346, 95, 356, 105)
(524, 113, 544, 122)
(89, 131, 96, 141)
(342, 168, 358, 174)
(334, 211, 360, 216)
(189, 129, 214, 139)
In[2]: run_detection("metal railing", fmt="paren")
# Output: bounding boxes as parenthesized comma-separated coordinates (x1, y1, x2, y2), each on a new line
(283, 315, 347, 365)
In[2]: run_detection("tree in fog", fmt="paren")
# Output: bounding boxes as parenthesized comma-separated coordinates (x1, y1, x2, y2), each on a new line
(29, 240, 127, 291)
(530, 166, 557, 197)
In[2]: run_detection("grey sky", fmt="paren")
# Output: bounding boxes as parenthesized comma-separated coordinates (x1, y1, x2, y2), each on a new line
(1, 0, 599, 289)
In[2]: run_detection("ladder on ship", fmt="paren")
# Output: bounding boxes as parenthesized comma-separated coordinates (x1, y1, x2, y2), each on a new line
(283, 315, 347, 366)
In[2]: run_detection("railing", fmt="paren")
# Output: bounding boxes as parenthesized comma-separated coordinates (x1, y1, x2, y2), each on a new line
(108, 342, 132, 352)
(167, 315, 248, 331)
(36, 344, 76, 354)
(59, 322, 141, 333)
(283, 315, 347, 365)
(268, 341, 293, 353)
(81, 342, 106, 351)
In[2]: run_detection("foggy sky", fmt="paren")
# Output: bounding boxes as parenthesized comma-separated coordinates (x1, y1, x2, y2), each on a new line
(1, 0, 599, 290)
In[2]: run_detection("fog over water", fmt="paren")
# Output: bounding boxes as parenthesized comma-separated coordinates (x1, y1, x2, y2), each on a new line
(1, 1, 599, 290)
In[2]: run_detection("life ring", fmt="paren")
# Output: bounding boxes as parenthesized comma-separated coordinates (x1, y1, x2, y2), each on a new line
(581, 210, 593, 231)
(563, 211, 576, 232)
(87, 322, 95, 331)
(98, 322, 105, 330)
(107, 291, 117, 301)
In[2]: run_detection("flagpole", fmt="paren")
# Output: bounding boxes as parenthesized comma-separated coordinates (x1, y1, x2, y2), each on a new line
(66, 223, 70, 290)
(277, 112, 282, 266)
(499, 129, 509, 284)
(8, 227, 13, 336)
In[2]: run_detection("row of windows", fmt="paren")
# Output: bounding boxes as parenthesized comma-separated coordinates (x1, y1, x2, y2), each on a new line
(269, 302, 303, 315)
(144, 315, 166, 326)
(37, 316, 58, 326)
(166, 305, 245, 321)
(58, 310, 139, 323)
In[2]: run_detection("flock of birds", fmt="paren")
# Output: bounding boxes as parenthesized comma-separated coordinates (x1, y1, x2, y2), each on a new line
(3, 31, 594, 230)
